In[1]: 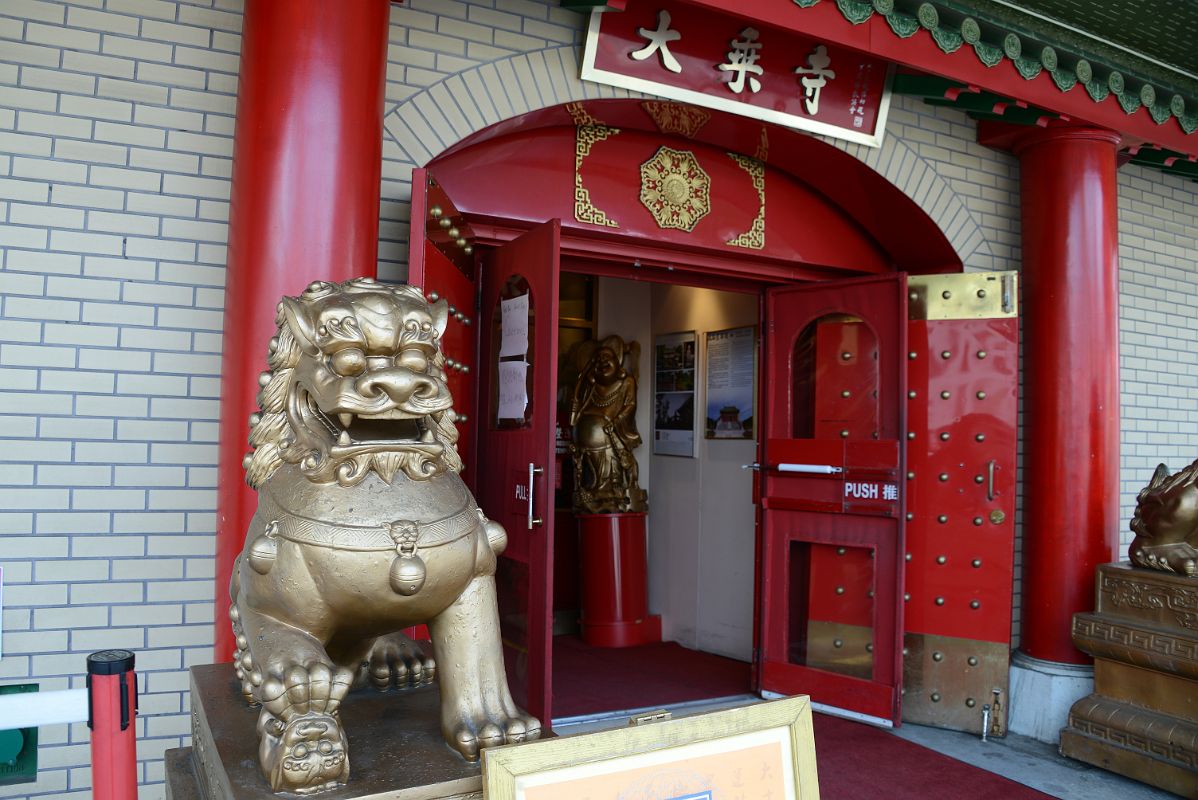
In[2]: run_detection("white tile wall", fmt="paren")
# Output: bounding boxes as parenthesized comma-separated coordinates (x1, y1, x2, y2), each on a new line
(0, 0, 1193, 797)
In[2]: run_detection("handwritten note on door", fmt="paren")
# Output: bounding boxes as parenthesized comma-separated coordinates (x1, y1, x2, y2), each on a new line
(499, 293, 529, 358)
(497, 360, 528, 420)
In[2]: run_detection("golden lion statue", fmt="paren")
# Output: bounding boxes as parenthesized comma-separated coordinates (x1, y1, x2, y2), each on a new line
(229, 277, 539, 794)
(1129, 460, 1198, 578)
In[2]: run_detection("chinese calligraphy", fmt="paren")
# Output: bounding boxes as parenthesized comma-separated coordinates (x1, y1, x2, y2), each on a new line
(718, 27, 763, 94)
(631, 9, 682, 74)
(595, 5, 887, 145)
(794, 44, 836, 114)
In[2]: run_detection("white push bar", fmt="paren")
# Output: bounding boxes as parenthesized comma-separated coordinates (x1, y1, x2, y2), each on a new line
(777, 463, 843, 475)
(0, 688, 88, 730)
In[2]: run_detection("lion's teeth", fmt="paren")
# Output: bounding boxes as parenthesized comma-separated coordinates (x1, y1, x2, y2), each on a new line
(338, 431, 352, 446)
(338, 413, 353, 428)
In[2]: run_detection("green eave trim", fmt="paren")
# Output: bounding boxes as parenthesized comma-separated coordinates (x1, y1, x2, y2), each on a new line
(789, 0, 1198, 138)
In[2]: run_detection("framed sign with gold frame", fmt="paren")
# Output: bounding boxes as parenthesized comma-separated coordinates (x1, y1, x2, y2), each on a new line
(483, 696, 819, 800)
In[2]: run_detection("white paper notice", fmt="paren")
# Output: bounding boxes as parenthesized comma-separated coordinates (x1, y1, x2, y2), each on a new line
(497, 361, 528, 420)
(499, 293, 530, 358)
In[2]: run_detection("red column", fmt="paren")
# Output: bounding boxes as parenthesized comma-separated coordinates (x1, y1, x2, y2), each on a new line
(1014, 127, 1121, 664)
(214, 0, 390, 660)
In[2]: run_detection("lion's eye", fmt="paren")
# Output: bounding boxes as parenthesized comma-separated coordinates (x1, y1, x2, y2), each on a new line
(318, 741, 334, 754)
(330, 348, 366, 377)
(292, 744, 309, 759)
(397, 349, 429, 372)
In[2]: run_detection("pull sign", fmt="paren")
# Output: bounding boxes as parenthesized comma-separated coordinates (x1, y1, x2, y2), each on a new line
(844, 482, 899, 501)
(515, 483, 529, 501)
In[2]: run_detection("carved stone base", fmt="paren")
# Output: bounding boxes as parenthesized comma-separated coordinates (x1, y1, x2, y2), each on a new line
(169, 663, 482, 800)
(1060, 562, 1198, 797)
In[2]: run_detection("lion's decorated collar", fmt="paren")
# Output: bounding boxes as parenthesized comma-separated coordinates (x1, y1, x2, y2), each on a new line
(244, 278, 462, 489)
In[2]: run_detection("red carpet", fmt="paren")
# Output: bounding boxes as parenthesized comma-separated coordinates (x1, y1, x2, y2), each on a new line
(552, 636, 1053, 799)
(552, 635, 751, 717)
(814, 713, 1054, 799)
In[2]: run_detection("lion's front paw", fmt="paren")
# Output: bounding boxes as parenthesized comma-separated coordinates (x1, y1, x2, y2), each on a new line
(445, 708, 541, 762)
(364, 632, 436, 691)
(257, 711, 349, 794)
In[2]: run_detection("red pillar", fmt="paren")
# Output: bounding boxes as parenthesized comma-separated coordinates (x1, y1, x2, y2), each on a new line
(214, 0, 390, 660)
(1014, 127, 1121, 664)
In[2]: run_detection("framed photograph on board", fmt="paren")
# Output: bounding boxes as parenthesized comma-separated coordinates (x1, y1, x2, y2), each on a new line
(483, 695, 819, 800)
(705, 326, 756, 440)
(653, 331, 696, 457)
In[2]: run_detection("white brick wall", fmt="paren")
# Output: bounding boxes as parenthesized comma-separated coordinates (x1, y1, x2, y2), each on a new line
(0, 1, 237, 797)
(0, 0, 1194, 797)
(1117, 165, 1198, 546)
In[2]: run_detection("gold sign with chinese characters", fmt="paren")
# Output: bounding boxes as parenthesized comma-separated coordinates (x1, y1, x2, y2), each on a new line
(581, 1, 893, 147)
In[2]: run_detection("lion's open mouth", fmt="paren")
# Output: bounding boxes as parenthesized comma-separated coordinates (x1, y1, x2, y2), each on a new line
(297, 390, 442, 451)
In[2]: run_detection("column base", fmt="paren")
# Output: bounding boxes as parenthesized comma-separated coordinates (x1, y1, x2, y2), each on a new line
(1007, 649, 1093, 743)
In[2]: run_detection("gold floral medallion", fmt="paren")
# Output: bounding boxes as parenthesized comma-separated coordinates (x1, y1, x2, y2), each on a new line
(639, 146, 711, 232)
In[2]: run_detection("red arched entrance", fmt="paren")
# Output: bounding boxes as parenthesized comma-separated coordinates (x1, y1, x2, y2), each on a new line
(408, 100, 1013, 734)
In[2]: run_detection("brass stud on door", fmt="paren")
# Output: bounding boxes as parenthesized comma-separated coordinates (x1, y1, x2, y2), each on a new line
(837, 547, 846, 555)
(974, 475, 985, 484)
(935, 596, 945, 605)
(840, 429, 849, 438)
(842, 351, 853, 360)
(941, 350, 952, 359)
(842, 390, 852, 398)
(977, 350, 987, 359)
(833, 639, 844, 648)
(905, 552, 913, 561)
(931, 692, 941, 702)
(975, 433, 986, 442)
(971, 559, 982, 568)
(937, 515, 947, 523)
(932, 651, 944, 662)
(904, 593, 911, 601)
(976, 289, 987, 298)
(835, 586, 845, 595)
(973, 517, 984, 526)
(936, 555, 947, 564)
(908, 471, 916, 480)
(970, 600, 981, 609)
(909, 390, 918, 398)
(976, 390, 987, 400)
(908, 431, 916, 440)
(990, 510, 1006, 524)
(941, 390, 951, 399)
(866, 643, 873, 652)
(942, 290, 952, 300)
(909, 352, 918, 360)
(966, 698, 977, 708)
(968, 656, 979, 666)
(940, 432, 950, 441)
(905, 512, 914, 521)
(939, 473, 949, 481)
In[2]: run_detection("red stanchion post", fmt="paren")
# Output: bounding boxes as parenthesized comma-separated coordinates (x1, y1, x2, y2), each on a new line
(87, 650, 138, 799)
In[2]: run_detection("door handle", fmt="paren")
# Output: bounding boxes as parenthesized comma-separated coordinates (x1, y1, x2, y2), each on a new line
(986, 459, 996, 501)
(527, 462, 544, 530)
(742, 462, 761, 471)
(778, 463, 843, 475)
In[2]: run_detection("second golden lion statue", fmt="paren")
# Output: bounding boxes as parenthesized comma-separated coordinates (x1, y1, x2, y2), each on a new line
(229, 277, 539, 794)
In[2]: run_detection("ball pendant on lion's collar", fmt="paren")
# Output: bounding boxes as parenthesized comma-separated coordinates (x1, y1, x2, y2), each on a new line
(390, 554, 427, 595)
(248, 535, 278, 574)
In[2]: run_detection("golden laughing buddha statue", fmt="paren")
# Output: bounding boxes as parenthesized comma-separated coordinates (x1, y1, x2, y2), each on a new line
(569, 335, 648, 515)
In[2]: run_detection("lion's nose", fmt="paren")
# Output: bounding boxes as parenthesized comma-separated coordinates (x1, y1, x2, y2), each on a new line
(355, 368, 440, 404)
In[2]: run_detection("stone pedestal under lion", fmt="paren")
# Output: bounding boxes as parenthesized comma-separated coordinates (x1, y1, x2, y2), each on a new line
(228, 278, 539, 795)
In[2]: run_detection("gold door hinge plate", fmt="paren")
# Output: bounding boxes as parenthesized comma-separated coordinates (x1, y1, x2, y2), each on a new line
(908, 272, 1018, 321)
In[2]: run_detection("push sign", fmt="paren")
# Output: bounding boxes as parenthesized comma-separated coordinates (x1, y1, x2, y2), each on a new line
(843, 480, 900, 516)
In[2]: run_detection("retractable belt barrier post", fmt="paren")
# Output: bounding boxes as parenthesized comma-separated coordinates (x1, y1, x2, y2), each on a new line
(87, 650, 138, 800)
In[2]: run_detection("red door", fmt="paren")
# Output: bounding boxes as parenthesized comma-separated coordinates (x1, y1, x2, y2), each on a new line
(758, 275, 907, 725)
(475, 221, 561, 726)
